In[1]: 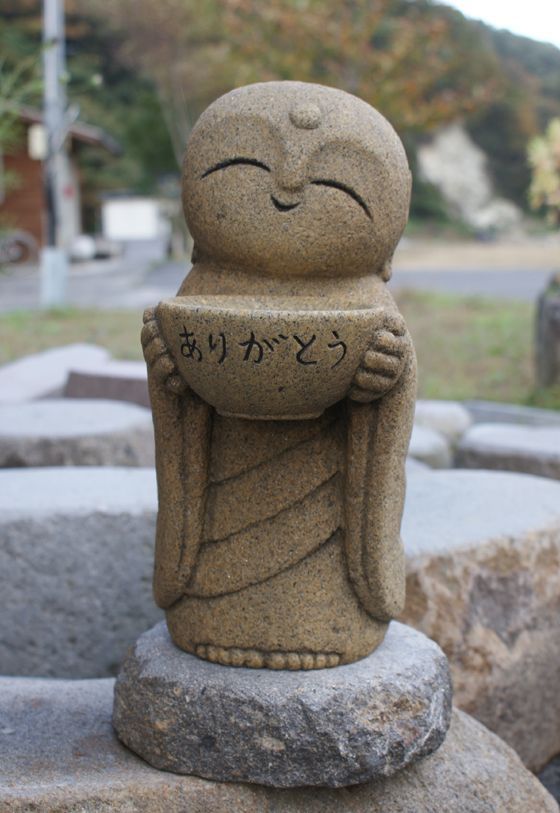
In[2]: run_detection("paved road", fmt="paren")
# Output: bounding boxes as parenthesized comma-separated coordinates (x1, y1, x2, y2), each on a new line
(0, 255, 552, 313)
(390, 268, 552, 301)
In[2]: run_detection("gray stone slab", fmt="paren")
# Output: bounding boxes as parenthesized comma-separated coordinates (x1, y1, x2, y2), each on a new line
(402, 468, 560, 770)
(0, 344, 110, 403)
(1, 677, 556, 812)
(113, 621, 452, 788)
(0, 467, 160, 677)
(64, 359, 150, 408)
(457, 422, 560, 479)
(464, 399, 560, 427)
(414, 399, 472, 443)
(408, 424, 451, 468)
(0, 398, 155, 467)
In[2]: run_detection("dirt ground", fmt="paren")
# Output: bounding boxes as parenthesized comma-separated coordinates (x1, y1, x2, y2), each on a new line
(394, 233, 560, 272)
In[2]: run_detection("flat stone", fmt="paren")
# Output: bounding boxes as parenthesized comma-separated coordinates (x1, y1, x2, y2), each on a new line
(0, 467, 160, 677)
(0, 343, 110, 403)
(457, 423, 560, 479)
(64, 359, 150, 408)
(414, 399, 472, 443)
(540, 755, 560, 805)
(464, 399, 560, 427)
(113, 621, 452, 788)
(408, 424, 452, 468)
(402, 468, 560, 770)
(1, 677, 556, 812)
(0, 399, 154, 467)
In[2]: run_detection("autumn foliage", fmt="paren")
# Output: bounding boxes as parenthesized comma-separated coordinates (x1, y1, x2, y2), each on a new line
(95, 0, 501, 148)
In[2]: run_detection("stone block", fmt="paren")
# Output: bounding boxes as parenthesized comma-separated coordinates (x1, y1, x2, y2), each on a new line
(0, 399, 154, 467)
(408, 424, 452, 468)
(64, 359, 150, 408)
(402, 468, 560, 770)
(0, 467, 160, 677)
(464, 399, 560, 427)
(113, 621, 452, 787)
(414, 398, 472, 443)
(457, 423, 560, 480)
(1, 677, 556, 812)
(0, 343, 110, 404)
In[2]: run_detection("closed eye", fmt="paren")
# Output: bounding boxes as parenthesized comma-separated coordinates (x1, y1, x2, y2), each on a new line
(311, 179, 371, 220)
(201, 157, 271, 179)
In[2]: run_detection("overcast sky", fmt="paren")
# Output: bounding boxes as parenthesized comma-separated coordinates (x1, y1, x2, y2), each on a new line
(441, 0, 560, 49)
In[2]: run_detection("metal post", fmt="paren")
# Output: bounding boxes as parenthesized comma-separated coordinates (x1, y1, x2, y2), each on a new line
(40, 0, 68, 307)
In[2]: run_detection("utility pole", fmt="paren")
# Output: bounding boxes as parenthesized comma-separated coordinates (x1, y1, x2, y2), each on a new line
(40, 0, 68, 307)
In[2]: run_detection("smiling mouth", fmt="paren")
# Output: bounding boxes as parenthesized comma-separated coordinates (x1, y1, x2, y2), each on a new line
(271, 195, 300, 212)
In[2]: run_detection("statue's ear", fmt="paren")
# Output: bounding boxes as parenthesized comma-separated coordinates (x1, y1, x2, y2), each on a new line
(380, 258, 392, 282)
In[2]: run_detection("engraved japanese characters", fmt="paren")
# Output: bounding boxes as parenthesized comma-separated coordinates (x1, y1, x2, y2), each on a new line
(142, 81, 416, 668)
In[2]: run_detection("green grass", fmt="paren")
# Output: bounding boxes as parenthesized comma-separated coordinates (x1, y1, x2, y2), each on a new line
(1, 293, 559, 411)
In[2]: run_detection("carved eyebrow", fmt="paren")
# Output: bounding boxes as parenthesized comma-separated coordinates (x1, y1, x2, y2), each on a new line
(311, 179, 371, 220)
(201, 157, 271, 179)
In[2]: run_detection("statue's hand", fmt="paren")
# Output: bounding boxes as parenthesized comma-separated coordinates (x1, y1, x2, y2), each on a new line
(348, 313, 408, 403)
(141, 307, 188, 395)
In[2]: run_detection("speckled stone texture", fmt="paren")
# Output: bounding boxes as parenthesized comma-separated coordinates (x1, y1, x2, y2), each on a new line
(64, 359, 150, 408)
(0, 398, 154, 467)
(141, 80, 418, 668)
(0, 467, 160, 677)
(457, 422, 560, 479)
(113, 621, 451, 788)
(0, 343, 109, 403)
(2, 678, 557, 812)
(414, 398, 472, 443)
(401, 468, 560, 770)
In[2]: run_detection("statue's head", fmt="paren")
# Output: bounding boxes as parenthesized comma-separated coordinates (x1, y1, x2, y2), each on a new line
(183, 81, 411, 280)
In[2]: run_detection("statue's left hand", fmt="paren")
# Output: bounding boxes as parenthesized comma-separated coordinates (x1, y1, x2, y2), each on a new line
(142, 307, 188, 395)
(348, 313, 409, 403)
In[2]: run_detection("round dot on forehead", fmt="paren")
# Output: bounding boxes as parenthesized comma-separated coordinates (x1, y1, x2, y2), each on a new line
(289, 103, 322, 130)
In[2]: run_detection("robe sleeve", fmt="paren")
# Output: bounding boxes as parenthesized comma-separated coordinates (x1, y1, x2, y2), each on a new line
(343, 305, 417, 620)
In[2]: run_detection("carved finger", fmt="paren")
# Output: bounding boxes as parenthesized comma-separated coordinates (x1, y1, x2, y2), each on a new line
(166, 374, 188, 395)
(362, 350, 401, 376)
(141, 319, 160, 348)
(354, 368, 395, 392)
(146, 353, 176, 386)
(348, 385, 377, 403)
(380, 312, 406, 337)
(371, 330, 407, 357)
(143, 307, 156, 324)
(143, 336, 168, 366)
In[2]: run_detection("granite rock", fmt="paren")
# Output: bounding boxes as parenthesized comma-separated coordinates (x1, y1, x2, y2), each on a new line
(64, 359, 150, 408)
(0, 467, 160, 677)
(1, 677, 557, 812)
(0, 398, 154, 467)
(457, 422, 560, 480)
(414, 398, 472, 443)
(0, 343, 109, 403)
(114, 621, 452, 788)
(464, 399, 560, 427)
(408, 424, 451, 468)
(402, 468, 560, 770)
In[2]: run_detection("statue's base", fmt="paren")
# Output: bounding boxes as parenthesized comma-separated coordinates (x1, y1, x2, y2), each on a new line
(113, 621, 452, 788)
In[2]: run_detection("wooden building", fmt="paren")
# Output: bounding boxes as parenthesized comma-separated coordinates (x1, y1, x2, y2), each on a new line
(0, 108, 119, 252)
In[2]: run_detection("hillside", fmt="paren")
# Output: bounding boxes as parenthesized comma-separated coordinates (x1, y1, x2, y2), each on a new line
(1, 0, 559, 221)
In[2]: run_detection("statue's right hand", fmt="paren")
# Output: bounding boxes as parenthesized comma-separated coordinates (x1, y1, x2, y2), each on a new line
(141, 307, 188, 395)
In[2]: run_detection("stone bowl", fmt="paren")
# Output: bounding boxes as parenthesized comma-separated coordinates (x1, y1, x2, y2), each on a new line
(157, 295, 381, 420)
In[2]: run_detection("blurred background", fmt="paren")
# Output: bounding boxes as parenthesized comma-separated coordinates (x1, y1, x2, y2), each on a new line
(1, 0, 559, 411)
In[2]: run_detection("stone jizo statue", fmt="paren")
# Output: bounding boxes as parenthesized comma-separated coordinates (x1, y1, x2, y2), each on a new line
(141, 81, 416, 669)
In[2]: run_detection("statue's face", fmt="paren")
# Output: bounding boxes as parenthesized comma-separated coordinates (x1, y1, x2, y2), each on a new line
(183, 82, 411, 279)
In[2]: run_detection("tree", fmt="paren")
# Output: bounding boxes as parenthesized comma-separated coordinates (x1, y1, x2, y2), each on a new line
(528, 118, 560, 224)
(95, 0, 501, 148)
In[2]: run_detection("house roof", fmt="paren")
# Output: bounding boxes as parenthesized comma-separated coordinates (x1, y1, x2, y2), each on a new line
(17, 106, 121, 155)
